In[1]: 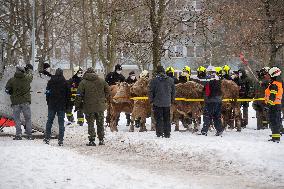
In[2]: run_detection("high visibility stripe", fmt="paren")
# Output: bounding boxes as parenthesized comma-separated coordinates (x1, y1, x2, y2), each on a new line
(268, 100, 275, 105)
(71, 94, 77, 97)
(66, 113, 73, 116)
(262, 121, 268, 123)
(78, 118, 84, 122)
(272, 134, 281, 138)
(270, 90, 277, 94)
(71, 88, 77, 92)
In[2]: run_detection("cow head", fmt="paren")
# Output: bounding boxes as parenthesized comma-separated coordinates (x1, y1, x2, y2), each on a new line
(130, 77, 149, 96)
(113, 82, 132, 103)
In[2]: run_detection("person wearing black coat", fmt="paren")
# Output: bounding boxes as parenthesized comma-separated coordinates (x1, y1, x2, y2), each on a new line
(125, 71, 137, 126)
(233, 69, 253, 128)
(44, 68, 69, 146)
(105, 64, 125, 86)
(200, 77, 223, 136)
(149, 66, 176, 138)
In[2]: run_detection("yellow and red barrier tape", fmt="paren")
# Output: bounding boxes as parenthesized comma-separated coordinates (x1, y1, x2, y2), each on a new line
(113, 96, 265, 102)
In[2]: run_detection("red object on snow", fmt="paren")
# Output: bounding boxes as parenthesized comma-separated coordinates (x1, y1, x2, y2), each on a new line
(0, 117, 16, 127)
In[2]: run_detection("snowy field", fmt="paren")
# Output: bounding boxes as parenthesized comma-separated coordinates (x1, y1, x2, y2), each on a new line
(1, 107, 284, 189)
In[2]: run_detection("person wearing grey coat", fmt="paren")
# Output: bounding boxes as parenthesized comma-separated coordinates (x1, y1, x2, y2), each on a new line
(149, 66, 175, 138)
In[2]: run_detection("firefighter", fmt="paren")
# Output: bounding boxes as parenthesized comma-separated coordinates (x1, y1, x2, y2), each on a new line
(178, 66, 191, 83)
(166, 66, 179, 84)
(66, 66, 85, 126)
(215, 67, 223, 79)
(222, 65, 232, 80)
(265, 67, 283, 142)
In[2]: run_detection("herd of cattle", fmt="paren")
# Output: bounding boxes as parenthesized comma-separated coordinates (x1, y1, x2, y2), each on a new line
(108, 77, 241, 133)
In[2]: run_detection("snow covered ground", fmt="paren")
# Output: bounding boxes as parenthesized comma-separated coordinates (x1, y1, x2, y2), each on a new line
(1, 107, 284, 189)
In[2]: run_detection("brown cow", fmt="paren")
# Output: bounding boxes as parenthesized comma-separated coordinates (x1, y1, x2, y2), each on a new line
(221, 79, 242, 131)
(109, 82, 133, 132)
(173, 81, 204, 132)
(129, 77, 152, 132)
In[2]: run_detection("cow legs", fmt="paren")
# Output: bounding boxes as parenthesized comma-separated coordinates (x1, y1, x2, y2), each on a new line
(234, 106, 242, 132)
(139, 117, 147, 132)
(110, 112, 119, 132)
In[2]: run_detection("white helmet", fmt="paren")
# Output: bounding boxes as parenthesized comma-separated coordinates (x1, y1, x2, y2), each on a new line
(73, 66, 83, 75)
(207, 65, 216, 72)
(269, 67, 281, 77)
(140, 70, 149, 78)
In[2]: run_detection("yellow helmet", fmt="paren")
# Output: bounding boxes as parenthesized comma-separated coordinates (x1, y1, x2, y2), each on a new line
(223, 65, 231, 74)
(197, 66, 206, 73)
(182, 66, 191, 75)
(166, 66, 175, 74)
(215, 67, 223, 76)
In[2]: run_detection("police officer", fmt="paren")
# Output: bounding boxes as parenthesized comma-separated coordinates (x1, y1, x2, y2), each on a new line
(253, 67, 270, 130)
(265, 67, 283, 143)
(234, 69, 254, 128)
(166, 66, 179, 84)
(105, 64, 125, 86)
(66, 66, 85, 126)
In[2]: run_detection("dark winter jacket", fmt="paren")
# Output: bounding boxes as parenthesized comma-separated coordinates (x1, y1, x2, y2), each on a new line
(149, 73, 176, 107)
(166, 73, 179, 84)
(76, 73, 110, 114)
(5, 69, 33, 106)
(105, 71, 125, 86)
(204, 78, 222, 103)
(178, 75, 190, 83)
(46, 75, 69, 111)
(125, 76, 137, 84)
(67, 74, 82, 103)
(234, 69, 253, 98)
(223, 74, 232, 80)
(252, 79, 270, 111)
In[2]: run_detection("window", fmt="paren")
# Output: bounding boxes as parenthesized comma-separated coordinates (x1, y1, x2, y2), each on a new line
(187, 46, 194, 57)
(196, 46, 204, 57)
(55, 48, 61, 59)
(176, 46, 183, 57)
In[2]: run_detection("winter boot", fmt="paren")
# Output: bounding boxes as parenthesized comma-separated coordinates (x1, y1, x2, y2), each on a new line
(26, 135, 34, 140)
(77, 121, 84, 126)
(198, 132, 207, 136)
(58, 140, 63, 146)
(13, 135, 22, 140)
(99, 140, 105, 145)
(86, 141, 96, 146)
(215, 131, 223, 136)
(43, 138, 50, 144)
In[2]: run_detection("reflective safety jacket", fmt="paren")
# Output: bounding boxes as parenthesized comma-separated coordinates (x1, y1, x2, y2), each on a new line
(265, 80, 283, 105)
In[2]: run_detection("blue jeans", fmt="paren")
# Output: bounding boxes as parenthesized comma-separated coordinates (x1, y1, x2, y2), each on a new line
(201, 102, 223, 133)
(45, 108, 65, 140)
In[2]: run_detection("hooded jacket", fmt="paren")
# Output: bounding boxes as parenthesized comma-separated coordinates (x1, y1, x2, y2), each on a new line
(149, 73, 176, 107)
(46, 74, 69, 111)
(5, 69, 33, 106)
(76, 73, 110, 113)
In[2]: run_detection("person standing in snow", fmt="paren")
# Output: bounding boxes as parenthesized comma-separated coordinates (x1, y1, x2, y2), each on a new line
(233, 69, 254, 128)
(66, 66, 85, 126)
(200, 74, 223, 136)
(149, 66, 176, 138)
(125, 71, 137, 127)
(265, 67, 283, 143)
(75, 67, 110, 146)
(5, 66, 33, 140)
(44, 68, 69, 146)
